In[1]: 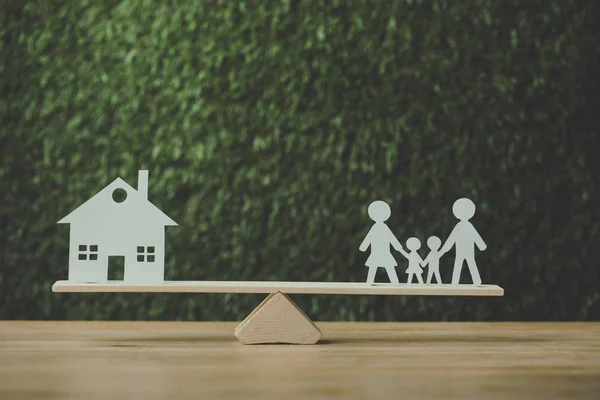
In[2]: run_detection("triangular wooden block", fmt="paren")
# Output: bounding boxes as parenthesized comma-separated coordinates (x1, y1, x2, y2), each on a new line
(234, 292, 322, 345)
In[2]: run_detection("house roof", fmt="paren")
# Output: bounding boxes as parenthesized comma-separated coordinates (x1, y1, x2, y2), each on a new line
(57, 177, 178, 226)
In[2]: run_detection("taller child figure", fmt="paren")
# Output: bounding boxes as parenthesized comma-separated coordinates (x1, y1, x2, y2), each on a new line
(359, 200, 401, 285)
(440, 198, 487, 285)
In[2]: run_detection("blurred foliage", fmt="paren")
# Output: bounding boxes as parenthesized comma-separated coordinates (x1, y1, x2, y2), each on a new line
(1, 0, 599, 322)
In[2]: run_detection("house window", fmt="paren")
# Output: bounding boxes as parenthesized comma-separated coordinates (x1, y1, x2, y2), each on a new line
(137, 246, 155, 262)
(78, 245, 99, 261)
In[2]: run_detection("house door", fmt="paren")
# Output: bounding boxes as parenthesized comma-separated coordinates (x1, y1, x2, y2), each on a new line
(108, 256, 125, 281)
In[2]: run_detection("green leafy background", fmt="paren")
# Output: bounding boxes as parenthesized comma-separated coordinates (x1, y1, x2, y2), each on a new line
(1, 0, 599, 322)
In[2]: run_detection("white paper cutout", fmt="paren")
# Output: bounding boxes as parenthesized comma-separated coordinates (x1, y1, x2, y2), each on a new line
(399, 237, 425, 284)
(360, 197, 488, 286)
(58, 170, 177, 283)
(422, 236, 442, 284)
(440, 198, 486, 285)
(359, 200, 401, 285)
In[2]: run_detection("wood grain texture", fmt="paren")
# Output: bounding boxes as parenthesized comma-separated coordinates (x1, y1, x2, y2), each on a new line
(234, 292, 322, 344)
(51, 280, 504, 296)
(1, 321, 599, 400)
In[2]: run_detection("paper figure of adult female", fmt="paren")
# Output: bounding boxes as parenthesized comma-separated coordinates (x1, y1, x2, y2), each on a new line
(359, 200, 401, 285)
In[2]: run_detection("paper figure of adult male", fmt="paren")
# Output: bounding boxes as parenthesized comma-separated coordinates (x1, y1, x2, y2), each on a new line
(439, 198, 487, 285)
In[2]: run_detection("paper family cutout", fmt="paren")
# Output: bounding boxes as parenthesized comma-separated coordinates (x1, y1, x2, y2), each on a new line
(58, 170, 177, 283)
(57, 170, 488, 286)
(359, 198, 487, 286)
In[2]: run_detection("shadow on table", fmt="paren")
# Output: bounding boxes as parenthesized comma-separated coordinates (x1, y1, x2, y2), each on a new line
(321, 335, 549, 345)
(96, 334, 549, 347)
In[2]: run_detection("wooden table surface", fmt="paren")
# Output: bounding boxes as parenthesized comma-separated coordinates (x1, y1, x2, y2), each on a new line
(0, 321, 599, 400)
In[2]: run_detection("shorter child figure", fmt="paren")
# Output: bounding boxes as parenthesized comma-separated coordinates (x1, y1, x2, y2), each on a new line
(399, 237, 424, 284)
(422, 236, 443, 284)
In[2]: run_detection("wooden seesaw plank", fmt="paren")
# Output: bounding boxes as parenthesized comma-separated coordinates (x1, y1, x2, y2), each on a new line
(51, 280, 504, 296)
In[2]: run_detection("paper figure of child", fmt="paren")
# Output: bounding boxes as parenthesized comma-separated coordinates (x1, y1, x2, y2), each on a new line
(439, 198, 487, 285)
(398, 237, 424, 284)
(421, 236, 443, 284)
(359, 200, 402, 285)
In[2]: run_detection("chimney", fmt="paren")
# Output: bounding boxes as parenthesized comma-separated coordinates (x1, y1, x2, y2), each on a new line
(138, 170, 148, 200)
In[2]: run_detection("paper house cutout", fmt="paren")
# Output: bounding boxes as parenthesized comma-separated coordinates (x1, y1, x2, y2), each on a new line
(58, 170, 177, 283)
